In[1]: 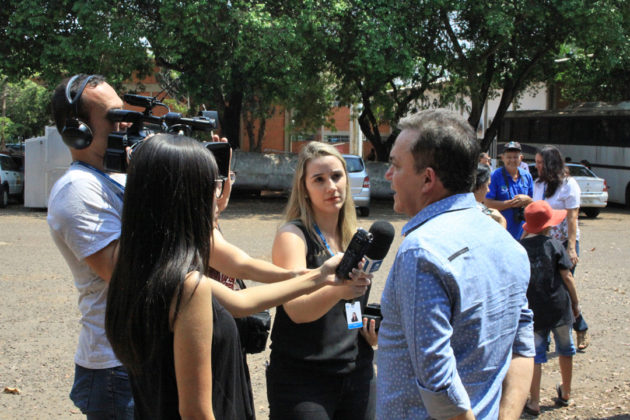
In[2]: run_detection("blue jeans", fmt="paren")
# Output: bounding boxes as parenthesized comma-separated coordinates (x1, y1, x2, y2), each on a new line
(69, 365, 134, 419)
(534, 325, 576, 364)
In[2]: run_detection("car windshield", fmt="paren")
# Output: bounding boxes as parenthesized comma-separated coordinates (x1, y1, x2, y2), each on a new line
(568, 165, 595, 177)
(0, 155, 19, 171)
(529, 164, 596, 179)
(344, 157, 364, 173)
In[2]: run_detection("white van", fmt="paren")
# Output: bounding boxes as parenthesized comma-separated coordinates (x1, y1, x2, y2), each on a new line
(0, 153, 24, 207)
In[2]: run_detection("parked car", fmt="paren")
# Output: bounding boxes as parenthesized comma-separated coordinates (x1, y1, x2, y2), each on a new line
(0, 153, 24, 208)
(528, 163, 608, 218)
(343, 154, 370, 217)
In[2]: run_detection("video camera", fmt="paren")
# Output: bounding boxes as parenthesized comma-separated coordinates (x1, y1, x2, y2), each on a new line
(105, 94, 226, 173)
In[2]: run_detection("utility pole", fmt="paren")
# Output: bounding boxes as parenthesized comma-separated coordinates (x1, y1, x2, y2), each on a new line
(0, 77, 7, 152)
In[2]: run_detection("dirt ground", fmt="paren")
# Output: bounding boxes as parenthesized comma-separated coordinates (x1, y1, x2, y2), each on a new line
(1, 197, 629, 419)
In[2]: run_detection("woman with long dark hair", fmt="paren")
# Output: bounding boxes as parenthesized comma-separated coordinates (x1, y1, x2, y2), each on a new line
(105, 134, 362, 419)
(533, 145, 589, 353)
(266, 142, 377, 420)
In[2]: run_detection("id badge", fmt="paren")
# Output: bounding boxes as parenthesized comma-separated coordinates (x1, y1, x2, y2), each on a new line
(345, 301, 363, 330)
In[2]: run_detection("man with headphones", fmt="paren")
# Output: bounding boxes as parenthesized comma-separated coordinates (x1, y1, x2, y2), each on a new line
(48, 74, 134, 419)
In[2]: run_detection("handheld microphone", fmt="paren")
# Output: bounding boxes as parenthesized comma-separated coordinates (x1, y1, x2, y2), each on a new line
(335, 221, 396, 279)
(362, 220, 395, 273)
(335, 228, 373, 280)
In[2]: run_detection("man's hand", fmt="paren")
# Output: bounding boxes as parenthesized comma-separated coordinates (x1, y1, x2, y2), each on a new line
(506, 194, 532, 208)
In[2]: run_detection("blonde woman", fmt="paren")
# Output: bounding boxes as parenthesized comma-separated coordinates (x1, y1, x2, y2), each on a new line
(266, 142, 377, 420)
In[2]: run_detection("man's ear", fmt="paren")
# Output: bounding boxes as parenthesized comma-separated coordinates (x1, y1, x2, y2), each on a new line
(421, 167, 446, 195)
(420, 167, 435, 191)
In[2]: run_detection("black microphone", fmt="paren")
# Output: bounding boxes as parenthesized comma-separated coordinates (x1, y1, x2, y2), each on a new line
(362, 221, 395, 273)
(335, 228, 373, 280)
(335, 221, 396, 279)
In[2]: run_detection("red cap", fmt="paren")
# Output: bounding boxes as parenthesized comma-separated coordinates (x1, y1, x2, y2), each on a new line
(522, 200, 567, 234)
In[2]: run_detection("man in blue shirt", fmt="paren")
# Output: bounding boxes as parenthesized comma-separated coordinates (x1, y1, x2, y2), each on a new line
(377, 109, 535, 419)
(485, 141, 534, 239)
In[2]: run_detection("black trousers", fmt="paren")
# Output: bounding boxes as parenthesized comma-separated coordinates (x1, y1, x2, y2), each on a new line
(266, 361, 375, 420)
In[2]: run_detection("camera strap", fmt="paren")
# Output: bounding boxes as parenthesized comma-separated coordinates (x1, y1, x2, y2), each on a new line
(72, 161, 125, 202)
(501, 167, 517, 200)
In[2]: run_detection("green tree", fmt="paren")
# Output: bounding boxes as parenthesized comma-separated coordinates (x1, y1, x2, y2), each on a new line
(1, 0, 152, 87)
(288, 0, 446, 161)
(0, 78, 51, 145)
(127, 1, 332, 149)
(435, 0, 629, 151)
(554, 5, 630, 103)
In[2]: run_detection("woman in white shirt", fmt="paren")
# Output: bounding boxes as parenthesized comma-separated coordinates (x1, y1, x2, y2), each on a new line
(533, 145, 589, 350)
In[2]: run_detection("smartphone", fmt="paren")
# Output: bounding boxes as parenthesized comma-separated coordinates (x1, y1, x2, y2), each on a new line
(363, 303, 382, 331)
(204, 142, 231, 179)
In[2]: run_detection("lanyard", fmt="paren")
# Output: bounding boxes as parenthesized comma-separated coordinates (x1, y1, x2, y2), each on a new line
(313, 223, 336, 257)
(72, 161, 125, 202)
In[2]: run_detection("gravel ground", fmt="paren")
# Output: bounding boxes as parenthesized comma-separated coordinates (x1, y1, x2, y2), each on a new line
(1, 197, 629, 419)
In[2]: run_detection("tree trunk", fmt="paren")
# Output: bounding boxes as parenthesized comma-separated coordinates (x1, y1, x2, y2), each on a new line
(467, 56, 495, 141)
(221, 91, 243, 149)
(0, 80, 7, 151)
(481, 81, 516, 151)
(245, 113, 256, 152)
(358, 104, 391, 162)
(255, 118, 266, 152)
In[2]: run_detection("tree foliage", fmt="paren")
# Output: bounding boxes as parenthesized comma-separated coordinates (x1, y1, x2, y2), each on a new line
(1, 0, 628, 158)
(288, 0, 447, 161)
(0, 78, 51, 146)
(124, 0, 333, 149)
(554, 4, 630, 103)
(1, 0, 152, 87)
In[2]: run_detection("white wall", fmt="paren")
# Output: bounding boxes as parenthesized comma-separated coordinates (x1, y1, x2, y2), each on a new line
(24, 127, 71, 208)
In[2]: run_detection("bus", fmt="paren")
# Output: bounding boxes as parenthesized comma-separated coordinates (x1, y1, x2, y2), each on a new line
(498, 102, 630, 207)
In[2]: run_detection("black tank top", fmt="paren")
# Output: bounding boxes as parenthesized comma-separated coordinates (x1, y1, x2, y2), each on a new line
(269, 220, 373, 374)
(129, 297, 254, 419)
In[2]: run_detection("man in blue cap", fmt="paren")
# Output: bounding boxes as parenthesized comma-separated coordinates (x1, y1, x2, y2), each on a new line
(485, 141, 534, 239)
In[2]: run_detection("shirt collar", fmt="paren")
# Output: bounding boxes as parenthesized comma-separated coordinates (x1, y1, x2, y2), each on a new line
(401, 193, 477, 237)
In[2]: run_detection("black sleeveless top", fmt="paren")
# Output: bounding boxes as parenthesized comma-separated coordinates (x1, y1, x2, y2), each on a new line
(129, 297, 254, 420)
(269, 220, 373, 374)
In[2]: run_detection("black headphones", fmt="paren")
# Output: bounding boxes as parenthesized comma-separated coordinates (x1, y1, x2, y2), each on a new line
(61, 74, 96, 149)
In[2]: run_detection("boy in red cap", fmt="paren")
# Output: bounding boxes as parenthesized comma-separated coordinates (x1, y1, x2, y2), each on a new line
(520, 200, 581, 416)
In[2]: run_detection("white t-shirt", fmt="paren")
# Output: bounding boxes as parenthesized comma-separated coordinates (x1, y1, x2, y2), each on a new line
(533, 177, 581, 242)
(47, 164, 125, 369)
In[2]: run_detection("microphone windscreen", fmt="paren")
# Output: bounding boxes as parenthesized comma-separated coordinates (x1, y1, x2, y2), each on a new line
(366, 220, 395, 260)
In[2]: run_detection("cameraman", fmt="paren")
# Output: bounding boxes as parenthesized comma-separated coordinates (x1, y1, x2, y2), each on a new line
(485, 141, 533, 239)
(48, 74, 134, 418)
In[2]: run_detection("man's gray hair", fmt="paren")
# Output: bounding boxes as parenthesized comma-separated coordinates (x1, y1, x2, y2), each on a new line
(397, 109, 479, 194)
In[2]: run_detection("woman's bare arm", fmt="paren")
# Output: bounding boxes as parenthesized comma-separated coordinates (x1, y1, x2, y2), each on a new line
(272, 224, 369, 324)
(172, 275, 215, 420)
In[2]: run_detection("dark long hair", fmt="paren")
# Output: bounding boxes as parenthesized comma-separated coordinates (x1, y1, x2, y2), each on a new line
(537, 145, 567, 198)
(105, 134, 218, 376)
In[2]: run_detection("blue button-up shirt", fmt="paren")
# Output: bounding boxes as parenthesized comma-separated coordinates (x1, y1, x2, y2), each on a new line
(376, 193, 534, 420)
(486, 167, 534, 239)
